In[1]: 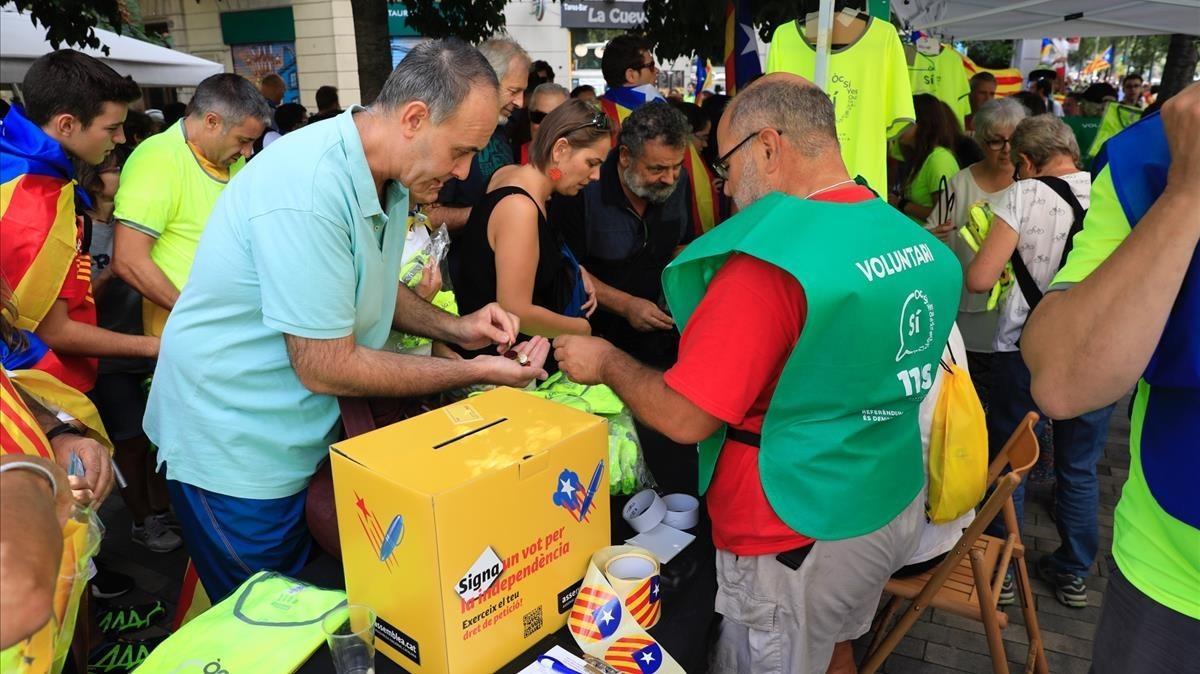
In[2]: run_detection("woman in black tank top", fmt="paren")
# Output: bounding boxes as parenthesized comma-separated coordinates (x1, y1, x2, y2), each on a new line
(449, 99, 612, 359)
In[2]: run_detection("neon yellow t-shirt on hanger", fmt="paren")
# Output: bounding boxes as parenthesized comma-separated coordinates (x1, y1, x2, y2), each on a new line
(910, 45, 972, 128)
(767, 16, 915, 194)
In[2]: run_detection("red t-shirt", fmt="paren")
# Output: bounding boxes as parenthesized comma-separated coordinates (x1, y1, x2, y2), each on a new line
(663, 185, 875, 555)
(54, 218, 98, 392)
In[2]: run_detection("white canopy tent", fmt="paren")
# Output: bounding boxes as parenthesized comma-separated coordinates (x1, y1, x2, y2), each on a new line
(0, 7, 223, 87)
(894, 0, 1200, 41)
(807, 0, 1198, 90)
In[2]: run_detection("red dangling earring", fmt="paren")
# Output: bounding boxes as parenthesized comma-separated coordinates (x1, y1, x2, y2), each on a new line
(548, 167, 563, 181)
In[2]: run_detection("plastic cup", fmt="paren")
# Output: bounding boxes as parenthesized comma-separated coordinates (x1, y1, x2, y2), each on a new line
(322, 604, 377, 674)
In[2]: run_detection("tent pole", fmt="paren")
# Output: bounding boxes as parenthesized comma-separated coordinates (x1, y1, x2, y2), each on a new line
(814, 0, 835, 91)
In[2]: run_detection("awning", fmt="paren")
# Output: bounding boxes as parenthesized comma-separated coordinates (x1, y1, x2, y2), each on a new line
(893, 0, 1200, 41)
(0, 7, 224, 87)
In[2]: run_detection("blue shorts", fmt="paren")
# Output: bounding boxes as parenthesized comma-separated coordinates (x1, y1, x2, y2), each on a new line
(167, 477, 312, 602)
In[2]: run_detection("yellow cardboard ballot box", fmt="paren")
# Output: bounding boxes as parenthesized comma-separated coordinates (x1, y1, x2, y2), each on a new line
(329, 387, 610, 674)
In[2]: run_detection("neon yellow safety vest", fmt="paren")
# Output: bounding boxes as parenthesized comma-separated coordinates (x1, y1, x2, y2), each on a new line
(134, 572, 346, 674)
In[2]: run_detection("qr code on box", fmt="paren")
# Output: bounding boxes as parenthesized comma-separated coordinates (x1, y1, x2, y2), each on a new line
(523, 606, 543, 638)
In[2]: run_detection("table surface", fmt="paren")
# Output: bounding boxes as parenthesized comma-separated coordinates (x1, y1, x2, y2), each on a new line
(295, 492, 717, 674)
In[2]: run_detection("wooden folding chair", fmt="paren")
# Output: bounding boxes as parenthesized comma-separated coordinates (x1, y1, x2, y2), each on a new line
(860, 411, 1049, 674)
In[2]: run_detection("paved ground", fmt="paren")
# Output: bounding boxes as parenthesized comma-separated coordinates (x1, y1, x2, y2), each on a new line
(96, 398, 1133, 672)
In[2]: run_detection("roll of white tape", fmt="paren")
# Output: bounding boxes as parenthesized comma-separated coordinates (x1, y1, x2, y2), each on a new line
(603, 550, 662, 629)
(622, 489, 667, 533)
(661, 494, 700, 530)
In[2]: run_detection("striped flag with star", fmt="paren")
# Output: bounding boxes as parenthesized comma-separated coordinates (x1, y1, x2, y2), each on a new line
(605, 636, 664, 674)
(625, 575, 661, 628)
(568, 584, 623, 643)
(724, 0, 762, 96)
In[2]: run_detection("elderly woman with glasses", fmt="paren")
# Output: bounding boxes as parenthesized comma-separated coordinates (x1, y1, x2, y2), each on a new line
(449, 99, 610, 358)
(935, 97, 1028, 377)
(966, 113, 1117, 611)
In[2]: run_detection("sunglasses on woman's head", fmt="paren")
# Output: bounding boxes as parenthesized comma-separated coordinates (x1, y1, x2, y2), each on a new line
(559, 112, 611, 139)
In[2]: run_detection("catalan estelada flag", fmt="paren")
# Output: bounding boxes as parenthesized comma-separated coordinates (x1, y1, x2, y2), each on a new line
(0, 367, 52, 458)
(683, 144, 719, 237)
(172, 560, 212, 631)
(960, 54, 1023, 97)
(605, 636, 665, 674)
(694, 57, 713, 97)
(568, 584, 623, 643)
(599, 84, 665, 141)
(0, 105, 90, 333)
(1082, 46, 1114, 75)
(724, 0, 762, 96)
(624, 574, 661, 629)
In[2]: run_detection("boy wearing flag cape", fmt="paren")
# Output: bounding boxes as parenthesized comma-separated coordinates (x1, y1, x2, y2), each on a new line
(1022, 83, 1200, 672)
(1, 50, 157, 395)
(555, 73, 961, 674)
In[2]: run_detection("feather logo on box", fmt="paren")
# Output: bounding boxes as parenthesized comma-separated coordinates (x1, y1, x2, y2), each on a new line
(353, 492, 399, 572)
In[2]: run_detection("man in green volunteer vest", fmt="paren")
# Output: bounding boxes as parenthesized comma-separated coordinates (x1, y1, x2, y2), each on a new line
(555, 73, 962, 674)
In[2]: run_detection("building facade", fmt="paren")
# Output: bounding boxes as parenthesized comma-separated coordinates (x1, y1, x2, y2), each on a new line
(138, 0, 604, 110)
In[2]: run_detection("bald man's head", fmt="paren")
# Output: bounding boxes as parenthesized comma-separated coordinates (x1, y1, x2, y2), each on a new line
(724, 72, 838, 157)
(260, 73, 286, 105)
(715, 73, 846, 209)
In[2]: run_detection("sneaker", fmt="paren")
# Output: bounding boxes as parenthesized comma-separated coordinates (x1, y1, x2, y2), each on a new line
(150, 510, 181, 532)
(96, 600, 167, 636)
(91, 563, 134, 599)
(88, 636, 165, 674)
(131, 516, 182, 553)
(997, 569, 1016, 606)
(1038, 555, 1088, 608)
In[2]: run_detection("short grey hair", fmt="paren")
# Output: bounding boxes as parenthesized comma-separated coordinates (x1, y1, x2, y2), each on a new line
(478, 37, 531, 83)
(375, 38, 499, 123)
(729, 79, 838, 158)
(618, 101, 690, 158)
(1010, 114, 1080, 169)
(530, 83, 569, 109)
(188, 73, 272, 128)
(972, 98, 1026, 142)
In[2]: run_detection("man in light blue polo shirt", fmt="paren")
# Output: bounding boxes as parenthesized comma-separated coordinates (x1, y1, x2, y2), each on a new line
(145, 39, 552, 601)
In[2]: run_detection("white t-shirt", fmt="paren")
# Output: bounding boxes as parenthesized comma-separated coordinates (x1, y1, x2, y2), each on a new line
(990, 171, 1091, 352)
(934, 165, 1009, 353)
(907, 325, 976, 566)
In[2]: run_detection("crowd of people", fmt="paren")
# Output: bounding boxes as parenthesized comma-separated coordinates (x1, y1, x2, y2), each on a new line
(0, 29, 1196, 674)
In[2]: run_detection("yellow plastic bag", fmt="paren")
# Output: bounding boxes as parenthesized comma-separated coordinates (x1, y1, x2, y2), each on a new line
(959, 202, 1013, 311)
(927, 360, 989, 523)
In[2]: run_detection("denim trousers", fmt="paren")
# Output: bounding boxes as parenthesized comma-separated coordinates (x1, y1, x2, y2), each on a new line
(986, 350, 1116, 578)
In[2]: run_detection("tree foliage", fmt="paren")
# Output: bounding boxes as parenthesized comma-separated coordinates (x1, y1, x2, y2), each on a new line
(962, 40, 1014, 69)
(641, 0, 811, 62)
(11, 0, 128, 54)
(397, 0, 510, 44)
(353, 0, 512, 105)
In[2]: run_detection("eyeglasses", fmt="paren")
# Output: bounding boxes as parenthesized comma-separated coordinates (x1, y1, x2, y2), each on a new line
(529, 110, 548, 123)
(559, 112, 611, 139)
(711, 129, 783, 180)
(983, 136, 1011, 151)
(632, 60, 658, 73)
